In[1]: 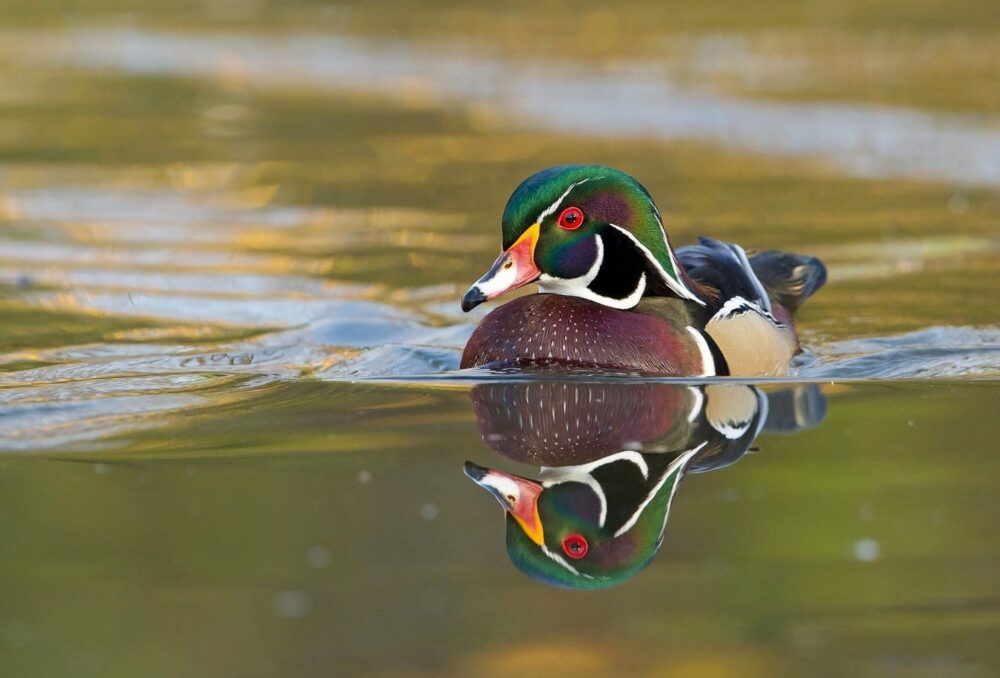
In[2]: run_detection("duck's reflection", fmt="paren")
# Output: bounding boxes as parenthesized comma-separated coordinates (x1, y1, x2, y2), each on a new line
(464, 382, 825, 589)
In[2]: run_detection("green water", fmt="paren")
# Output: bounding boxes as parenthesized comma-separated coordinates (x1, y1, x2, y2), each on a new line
(1, 0, 999, 675)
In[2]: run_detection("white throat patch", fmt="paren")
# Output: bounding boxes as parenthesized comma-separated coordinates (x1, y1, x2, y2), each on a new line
(537, 235, 647, 310)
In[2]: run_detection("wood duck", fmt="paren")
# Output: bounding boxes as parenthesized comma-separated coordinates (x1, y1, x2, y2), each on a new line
(460, 165, 827, 376)
(464, 382, 826, 589)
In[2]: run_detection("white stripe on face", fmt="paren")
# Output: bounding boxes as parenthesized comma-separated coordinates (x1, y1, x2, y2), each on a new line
(536, 178, 597, 225)
(530, 179, 702, 310)
(539, 544, 594, 579)
(647, 200, 688, 296)
(613, 442, 707, 538)
(537, 232, 603, 293)
(537, 236, 648, 310)
(538, 450, 651, 529)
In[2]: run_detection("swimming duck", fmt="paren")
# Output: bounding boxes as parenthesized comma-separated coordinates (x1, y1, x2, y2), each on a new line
(460, 165, 827, 376)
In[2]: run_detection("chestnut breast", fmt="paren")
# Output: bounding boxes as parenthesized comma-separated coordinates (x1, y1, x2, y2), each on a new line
(461, 294, 710, 375)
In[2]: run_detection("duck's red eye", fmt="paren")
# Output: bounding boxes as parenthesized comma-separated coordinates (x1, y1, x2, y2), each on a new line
(557, 206, 584, 230)
(561, 533, 589, 559)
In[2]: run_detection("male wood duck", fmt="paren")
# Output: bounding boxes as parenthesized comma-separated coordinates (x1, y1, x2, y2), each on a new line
(464, 382, 807, 589)
(460, 165, 827, 376)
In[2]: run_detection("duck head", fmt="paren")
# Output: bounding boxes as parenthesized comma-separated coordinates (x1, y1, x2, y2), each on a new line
(464, 448, 701, 590)
(461, 165, 705, 312)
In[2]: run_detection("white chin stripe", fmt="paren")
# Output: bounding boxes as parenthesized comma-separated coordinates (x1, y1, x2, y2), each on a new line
(537, 236, 646, 310)
(538, 234, 603, 293)
(539, 450, 650, 529)
(539, 274, 646, 310)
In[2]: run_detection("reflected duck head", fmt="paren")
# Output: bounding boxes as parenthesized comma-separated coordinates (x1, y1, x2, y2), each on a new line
(464, 447, 701, 590)
(461, 165, 706, 313)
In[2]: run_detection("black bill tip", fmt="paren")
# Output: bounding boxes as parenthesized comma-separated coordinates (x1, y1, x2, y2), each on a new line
(461, 286, 487, 312)
(463, 460, 488, 481)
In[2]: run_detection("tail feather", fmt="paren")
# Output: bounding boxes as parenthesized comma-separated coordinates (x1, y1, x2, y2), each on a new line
(749, 250, 827, 314)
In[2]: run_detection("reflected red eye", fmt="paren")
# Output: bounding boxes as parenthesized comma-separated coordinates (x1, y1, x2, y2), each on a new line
(557, 206, 584, 230)
(561, 533, 589, 559)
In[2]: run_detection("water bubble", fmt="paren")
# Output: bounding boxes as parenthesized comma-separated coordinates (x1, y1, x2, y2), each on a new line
(853, 538, 880, 562)
(306, 546, 330, 569)
(420, 503, 439, 521)
(273, 590, 309, 618)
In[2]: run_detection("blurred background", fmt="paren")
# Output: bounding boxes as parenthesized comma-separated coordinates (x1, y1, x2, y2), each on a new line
(0, 2, 998, 676)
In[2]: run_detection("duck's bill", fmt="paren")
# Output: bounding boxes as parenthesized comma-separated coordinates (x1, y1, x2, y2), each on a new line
(463, 461, 545, 545)
(461, 223, 540, 312)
